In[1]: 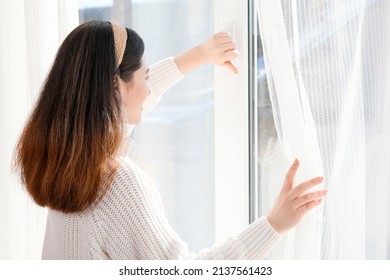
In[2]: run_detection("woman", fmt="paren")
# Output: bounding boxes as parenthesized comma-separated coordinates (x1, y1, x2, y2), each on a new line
(14, 21, 327, 259)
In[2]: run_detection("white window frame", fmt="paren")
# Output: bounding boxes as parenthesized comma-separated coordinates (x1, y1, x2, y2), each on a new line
(214, 0, 252, 243)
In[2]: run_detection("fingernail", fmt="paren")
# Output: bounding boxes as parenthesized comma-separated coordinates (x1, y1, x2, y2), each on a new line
(294, 159, 299, 165)
(318, 176, 324, 181)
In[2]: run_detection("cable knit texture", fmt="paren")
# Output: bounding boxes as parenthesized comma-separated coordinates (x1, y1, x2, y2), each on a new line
(41, 57, 280, 259)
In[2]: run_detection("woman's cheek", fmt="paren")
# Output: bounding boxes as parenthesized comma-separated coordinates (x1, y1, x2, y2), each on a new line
(143, 81, 150, 101)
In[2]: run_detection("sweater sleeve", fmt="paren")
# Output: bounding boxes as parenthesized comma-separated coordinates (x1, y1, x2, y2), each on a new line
(96, 158, 280, 260)
(141, 57, 184, 118)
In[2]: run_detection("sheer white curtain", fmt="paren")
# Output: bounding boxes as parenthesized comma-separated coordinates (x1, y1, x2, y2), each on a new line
(0, 0, 78, 259)
(258, 0, 390, 259)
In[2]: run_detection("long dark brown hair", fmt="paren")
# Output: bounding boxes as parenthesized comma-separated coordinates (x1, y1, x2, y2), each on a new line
(14, 21, 144, 213)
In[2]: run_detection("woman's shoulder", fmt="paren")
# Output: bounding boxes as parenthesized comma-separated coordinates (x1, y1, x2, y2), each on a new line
(103, 156, 153, 200)
(115, 155, 152, 182)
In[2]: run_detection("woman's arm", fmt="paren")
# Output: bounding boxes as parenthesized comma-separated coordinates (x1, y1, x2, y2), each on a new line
(141, 57, 184, 118)
(99, 157, 279, 260)
(141, 33, 238, 119)
(174, 32, 239, 74)
(98, 158, 325, 259)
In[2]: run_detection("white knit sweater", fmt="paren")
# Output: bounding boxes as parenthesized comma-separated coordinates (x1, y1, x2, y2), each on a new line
(41, 57, 280, 260)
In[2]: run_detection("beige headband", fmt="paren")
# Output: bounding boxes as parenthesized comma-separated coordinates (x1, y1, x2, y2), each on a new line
(110, 22, 127, 68)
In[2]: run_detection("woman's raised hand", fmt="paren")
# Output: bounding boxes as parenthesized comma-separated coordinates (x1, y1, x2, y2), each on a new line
(174, 32, 239, 74)
(197, 32, 239, 73)
(266, 159, 328, 234)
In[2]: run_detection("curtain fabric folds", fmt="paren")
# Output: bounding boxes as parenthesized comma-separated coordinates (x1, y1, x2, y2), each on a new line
(0, 0, 78, 259)
(257, 0, 390, 259)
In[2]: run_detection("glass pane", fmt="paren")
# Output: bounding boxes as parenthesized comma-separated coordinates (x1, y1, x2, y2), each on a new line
(78, 0, 215, 251)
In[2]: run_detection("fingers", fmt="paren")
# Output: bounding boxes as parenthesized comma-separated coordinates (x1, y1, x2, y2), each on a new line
(209, 32, 239, 70)
(216, 41, 236, 54)
(221, 38, 234, 44)
(222, 61, 238, 74)
(297, 198, 323, 215)
(290, 176, 323, 197)
(293, 189, 327, 209)
(214, 33, 235, 48)
(215, 32, 230, 38)
(215, 35, 234, 44)
(221, 49, 239, 62)
(220, 42, 236, 51)
(283, 159, 300, 191)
